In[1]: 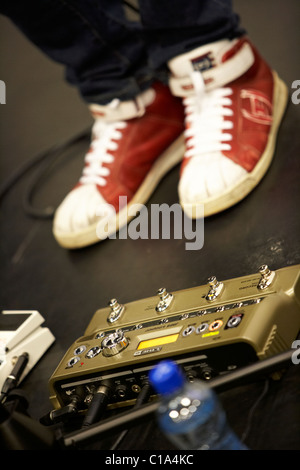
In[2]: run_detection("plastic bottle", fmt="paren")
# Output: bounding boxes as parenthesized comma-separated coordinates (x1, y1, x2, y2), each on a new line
(149, 359, 248, 450)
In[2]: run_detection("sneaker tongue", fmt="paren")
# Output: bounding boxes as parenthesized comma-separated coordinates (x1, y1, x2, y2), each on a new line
(168, 37, 255, 96)
(168, 39, 232, 77)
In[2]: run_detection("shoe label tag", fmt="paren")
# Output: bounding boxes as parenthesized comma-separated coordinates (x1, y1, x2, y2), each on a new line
(191, 52, 215, 72)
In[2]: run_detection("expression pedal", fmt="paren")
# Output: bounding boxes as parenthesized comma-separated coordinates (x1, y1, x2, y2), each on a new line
(0, 310, 55, 391)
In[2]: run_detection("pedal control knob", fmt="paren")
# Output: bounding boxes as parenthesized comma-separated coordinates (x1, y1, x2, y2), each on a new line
(101, 329, 128, 357)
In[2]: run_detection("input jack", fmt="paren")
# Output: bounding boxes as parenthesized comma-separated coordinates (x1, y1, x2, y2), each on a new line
(115, 384, 127, 398)
(201, 368, 213, 380)
(227, 315, 242, 328)
(196, 323, 209, 334)
(186, 371, 197, 383)
(208, 319, 223, 331)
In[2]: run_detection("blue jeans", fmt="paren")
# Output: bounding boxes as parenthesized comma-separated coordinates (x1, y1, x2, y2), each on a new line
(1, 0, 243, 104)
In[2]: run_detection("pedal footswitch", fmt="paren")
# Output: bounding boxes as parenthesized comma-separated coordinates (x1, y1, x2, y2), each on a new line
(206, 276, 224, 301)
(48, 264, 300, 413)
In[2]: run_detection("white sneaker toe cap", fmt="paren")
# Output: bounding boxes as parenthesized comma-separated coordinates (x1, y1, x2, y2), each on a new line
(53, 184, 116, 247)
(179, 152, 248, 205)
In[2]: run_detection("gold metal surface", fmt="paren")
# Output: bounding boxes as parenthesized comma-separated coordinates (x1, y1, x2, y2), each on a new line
(48, 264, 300, 410)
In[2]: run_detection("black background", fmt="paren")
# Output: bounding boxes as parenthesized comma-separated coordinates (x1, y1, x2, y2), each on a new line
(0, 0, 299, 451)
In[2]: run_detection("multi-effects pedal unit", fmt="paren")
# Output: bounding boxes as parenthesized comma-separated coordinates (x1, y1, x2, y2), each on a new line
(48, 264, 300, 417)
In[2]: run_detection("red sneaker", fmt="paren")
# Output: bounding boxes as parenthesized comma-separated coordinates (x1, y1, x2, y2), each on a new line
(168, 37, 288, 217)
(53, 82, 185, 248)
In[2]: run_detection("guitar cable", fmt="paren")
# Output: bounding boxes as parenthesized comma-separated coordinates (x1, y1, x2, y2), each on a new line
(0, 128, 90, 219)
(0, 353, 29, 404)
(109, 382, 152, 450)
(0, 1, 141, 219)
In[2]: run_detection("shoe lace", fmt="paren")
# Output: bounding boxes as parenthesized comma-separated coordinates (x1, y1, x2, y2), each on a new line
(80, 119, 127, 186)
(183, 71, 234, 158)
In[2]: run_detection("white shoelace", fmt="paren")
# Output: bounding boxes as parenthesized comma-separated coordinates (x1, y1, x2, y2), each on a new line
(184, 71, 234, 158)
(79, 119, 127, 186)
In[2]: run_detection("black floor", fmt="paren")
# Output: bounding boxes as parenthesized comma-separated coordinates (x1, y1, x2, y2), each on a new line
(0, 0, 300, 451)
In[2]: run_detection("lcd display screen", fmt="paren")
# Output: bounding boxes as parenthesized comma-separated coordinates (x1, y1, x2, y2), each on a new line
(137, 333, 179, 350)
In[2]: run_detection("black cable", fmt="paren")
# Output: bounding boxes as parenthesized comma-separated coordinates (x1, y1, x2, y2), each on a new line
(40, 385, 85, 425)
(241, 379, 270, 443)
(123, 0, 140, 14)
(0, 353, 29, 404)
(63, 349, 295, 448)
(81, 384, 111, 428)
(110, 383, 152, 450)
(0, 128, 90, 218)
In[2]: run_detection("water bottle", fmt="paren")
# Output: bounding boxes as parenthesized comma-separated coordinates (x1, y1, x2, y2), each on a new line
(149, 360, 248, 450)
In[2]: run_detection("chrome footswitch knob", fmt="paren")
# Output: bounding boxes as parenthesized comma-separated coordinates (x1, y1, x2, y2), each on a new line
(257, 265, 275, 290)
(206, 276, 224, 301)
(107, 298, 125, 323)
(156, 287, 173, 312)
(101, 329, 129, 357)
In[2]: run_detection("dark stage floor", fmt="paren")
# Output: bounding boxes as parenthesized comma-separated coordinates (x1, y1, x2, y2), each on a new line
(0, 0, 299, 451)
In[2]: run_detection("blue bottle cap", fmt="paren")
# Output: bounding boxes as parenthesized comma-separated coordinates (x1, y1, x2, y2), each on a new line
(149, 360, 184, 395)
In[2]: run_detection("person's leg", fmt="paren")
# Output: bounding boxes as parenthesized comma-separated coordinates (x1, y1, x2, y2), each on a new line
(2, 1, 288, 245)
(0, 0, 153, 104)
(138, 0, 288, 217)
(1, 0, 186, 248)
(138, 0, 244, 70)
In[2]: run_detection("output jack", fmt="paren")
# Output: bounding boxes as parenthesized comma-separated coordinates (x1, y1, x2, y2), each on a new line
(67, 356, 80, 367)
(201, 368, 213, 380)
(115, 384, 127, 398)
(209, 319, 223, 331)
(196, 323, 209, 334)
(186, 371, 197, 383)
(182, 326, 195, 337)
(227, 315, 242, 328)
(74, 345, 86, 355)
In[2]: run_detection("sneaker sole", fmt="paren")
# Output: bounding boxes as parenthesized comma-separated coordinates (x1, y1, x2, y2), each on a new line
(180, 71, 289, 218)
(53, 133, 185, 248)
